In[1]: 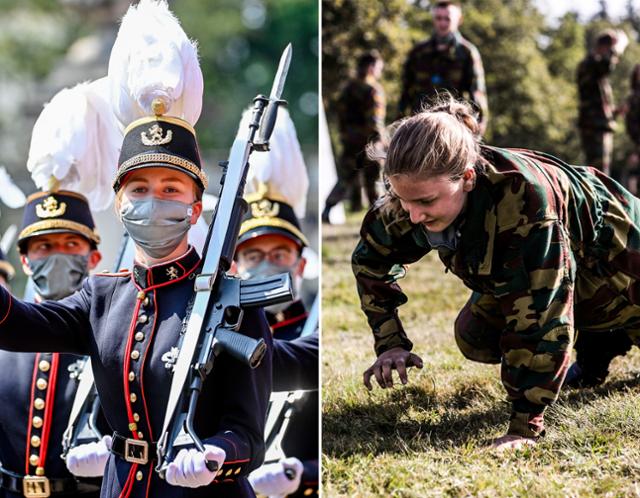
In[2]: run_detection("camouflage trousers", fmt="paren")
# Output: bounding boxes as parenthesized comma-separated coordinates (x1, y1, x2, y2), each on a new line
(455, 291, 636, 378)
(325, 146, 380, 211)
(579, 127, 613, 176)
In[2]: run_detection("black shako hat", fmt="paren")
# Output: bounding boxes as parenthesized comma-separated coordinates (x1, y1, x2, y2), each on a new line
(0, 248, 15, 281)
(17, 190, 100, 254)
(238, 191, 309, 250)
(112, 114, 209, 193)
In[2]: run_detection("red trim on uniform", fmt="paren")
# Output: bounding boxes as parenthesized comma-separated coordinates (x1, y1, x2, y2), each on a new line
(223, 458, 250, 464)
(133, 258, 200, 294)
(175, 260, 186, 273)
(122, 299, 143, 440)
(271, 313, 308, 331)
(139, 291, 158, 441)
(39, 353, 60, 470)
(118, 463, 137, 498)
(144, 465, 152, 498)
(0, 291, 12, 326)
(24, 353, 41, 474)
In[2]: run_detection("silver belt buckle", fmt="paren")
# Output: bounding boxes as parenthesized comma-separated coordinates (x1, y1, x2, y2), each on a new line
(124, 438, 149, 465)
(22, 476, 50, 498)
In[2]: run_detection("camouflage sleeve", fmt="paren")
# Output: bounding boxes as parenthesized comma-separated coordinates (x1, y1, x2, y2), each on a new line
(625, 95, 640, 145)
(466, 45, 489, 130)
(398, 49, 415, 118)
(494, 219, 575, 438)
(364, 85, 386, 140)
(352, 204, 431, 356)
(373, 85, 386, 138)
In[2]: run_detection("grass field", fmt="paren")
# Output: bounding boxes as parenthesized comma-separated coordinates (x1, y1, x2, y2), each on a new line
(322, 214, 640, 497)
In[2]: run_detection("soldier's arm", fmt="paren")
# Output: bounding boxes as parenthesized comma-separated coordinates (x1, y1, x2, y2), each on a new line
(467, 45, 489, 133)
(272, 332, 318, 391)
(205, 308, 273, 480)
(494, 218, 575, 438)
(0, 278, 91, 354)
(398, 50, 415, 118)
(352, 204, 431, 356)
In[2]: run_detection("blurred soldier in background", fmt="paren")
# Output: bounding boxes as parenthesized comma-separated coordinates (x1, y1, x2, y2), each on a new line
(625, 64, 640, 194)
(398, 1, 488, 133)
(323, 50, 385, 223)
(577, 29, 628, 175)
(0, 190, 104, 498)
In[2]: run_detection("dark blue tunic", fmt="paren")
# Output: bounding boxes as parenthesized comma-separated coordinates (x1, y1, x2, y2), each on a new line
(0, 351, 101, 498)
(268, 302, 318, 498)
(0, 248, 272, 498)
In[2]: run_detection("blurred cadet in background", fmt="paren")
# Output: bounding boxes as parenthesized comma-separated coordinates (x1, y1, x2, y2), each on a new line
(624, 64, 640, 194)
(323, 50, 385, 222)
(577, 28, 629, 175)
(0, 190, 103, 498)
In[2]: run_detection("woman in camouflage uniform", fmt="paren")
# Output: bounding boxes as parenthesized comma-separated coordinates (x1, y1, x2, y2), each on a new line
(353, 96, 640, 450)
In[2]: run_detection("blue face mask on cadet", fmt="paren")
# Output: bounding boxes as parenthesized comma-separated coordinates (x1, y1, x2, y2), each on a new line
(29, 253, 89, 300)
(120, 198, 193, 259)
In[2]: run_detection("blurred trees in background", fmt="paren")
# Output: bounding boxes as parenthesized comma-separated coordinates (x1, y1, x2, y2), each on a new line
(323, 0, 640, 178)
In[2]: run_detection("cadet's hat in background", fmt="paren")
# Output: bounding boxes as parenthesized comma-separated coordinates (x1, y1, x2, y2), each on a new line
(239, 188, 309, 250)
(17, 190, 100, 254)
(0, 248, 15, 281)
(236, 108, 310, 251)
(108, 0, 207, 193)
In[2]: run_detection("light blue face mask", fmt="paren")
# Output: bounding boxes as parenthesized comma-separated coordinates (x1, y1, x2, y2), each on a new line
(120, 198, 193, 259)
(29, 253, 89, 300)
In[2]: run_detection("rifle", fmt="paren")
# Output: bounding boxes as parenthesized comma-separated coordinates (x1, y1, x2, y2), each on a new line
(155, 44, 294, 476)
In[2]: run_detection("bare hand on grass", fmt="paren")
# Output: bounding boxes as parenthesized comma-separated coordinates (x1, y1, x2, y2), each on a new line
(363, 347, 423, 390)
(491, 434, 537, 452)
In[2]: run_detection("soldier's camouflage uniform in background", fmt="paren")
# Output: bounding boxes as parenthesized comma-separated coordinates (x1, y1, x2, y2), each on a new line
(577, 51, 617, 173)
(353, 145, 640, 438)
(398, 32, 488, 126)
(325, 75, 385, 211)
(625, 68, 640, 169)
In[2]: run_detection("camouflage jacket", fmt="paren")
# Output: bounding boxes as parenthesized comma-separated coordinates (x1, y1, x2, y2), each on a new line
(625, 89, 640, 145)
(398, 32, 488, 124)
(336, 75, 386, 150)
(577, 53, 616, 131)
(353, 146, 640, 436)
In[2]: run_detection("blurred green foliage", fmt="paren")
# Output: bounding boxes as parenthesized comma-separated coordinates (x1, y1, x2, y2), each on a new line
(323, 0, 640, 178)
(0, 0, 318, 148)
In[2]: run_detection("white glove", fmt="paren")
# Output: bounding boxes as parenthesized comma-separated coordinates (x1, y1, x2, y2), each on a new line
(248, 457, 303, 497)
(165, 445, 226, 488)
(65, 435, 112, 477)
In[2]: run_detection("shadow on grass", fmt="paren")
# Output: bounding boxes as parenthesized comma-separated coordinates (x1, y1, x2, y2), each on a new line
(559, 373, 640, 407)
(323, 374, 640, 458)
(323, 384, 506, 458)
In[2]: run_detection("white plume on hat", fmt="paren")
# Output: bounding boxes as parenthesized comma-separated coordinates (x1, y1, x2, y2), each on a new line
(26, 77, 122, 211)
(108, 0, 203, 128)
(0, 166, 26, 209)
(237, 108, 309, 218)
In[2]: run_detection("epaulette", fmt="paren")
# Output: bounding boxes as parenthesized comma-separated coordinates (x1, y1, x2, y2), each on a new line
(97, 269, 131, 277)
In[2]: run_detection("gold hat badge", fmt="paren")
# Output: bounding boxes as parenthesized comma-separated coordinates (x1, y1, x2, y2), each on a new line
(35, 196, 66, 219)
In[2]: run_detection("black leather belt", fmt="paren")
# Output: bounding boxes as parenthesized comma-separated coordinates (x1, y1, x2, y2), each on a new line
(110, 432, 157, 465)
(0, 466, 100, 497)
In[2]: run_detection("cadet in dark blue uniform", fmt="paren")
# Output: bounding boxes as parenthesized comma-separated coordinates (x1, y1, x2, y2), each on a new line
(0, 190, 103, 498)
(0, 110, 272, 498)
(236, 193, 318, 498)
